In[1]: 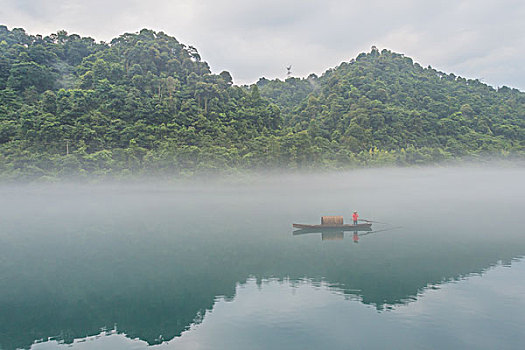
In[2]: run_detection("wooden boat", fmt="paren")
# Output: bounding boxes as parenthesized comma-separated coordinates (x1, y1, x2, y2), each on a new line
(292, 223, 372, 231)
(293, 216, 372, 234)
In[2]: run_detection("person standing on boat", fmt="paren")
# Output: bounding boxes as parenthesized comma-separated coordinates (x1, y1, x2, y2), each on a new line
(352, 211, 359, 225)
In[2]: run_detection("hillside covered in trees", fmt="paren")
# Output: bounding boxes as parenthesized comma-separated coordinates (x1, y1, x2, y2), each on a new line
(0, 26, 523, 179)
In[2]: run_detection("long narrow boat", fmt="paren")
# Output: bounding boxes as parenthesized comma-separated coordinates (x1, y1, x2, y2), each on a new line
(292, 223, 372, 231)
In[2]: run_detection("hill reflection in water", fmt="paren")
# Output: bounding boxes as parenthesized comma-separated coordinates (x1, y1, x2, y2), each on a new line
(0, 167, 524, 349)
(31, 262, 525, 350)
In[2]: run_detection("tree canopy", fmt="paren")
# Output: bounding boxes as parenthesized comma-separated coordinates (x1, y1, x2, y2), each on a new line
(0, 26, 523, 179)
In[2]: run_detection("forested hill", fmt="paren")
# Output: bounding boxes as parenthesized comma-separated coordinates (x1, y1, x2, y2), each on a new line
(0, 27, 523, 179)
(258, 47, 524, 157)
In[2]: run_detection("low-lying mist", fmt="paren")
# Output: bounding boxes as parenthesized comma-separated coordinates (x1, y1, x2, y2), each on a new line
(1, 163, 523, 233)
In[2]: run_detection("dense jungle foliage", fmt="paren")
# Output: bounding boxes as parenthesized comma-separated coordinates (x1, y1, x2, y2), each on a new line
(0, 26, 523, 179)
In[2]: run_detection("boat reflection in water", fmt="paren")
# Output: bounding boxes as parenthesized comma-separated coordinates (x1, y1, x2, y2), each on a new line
(323, 231, 345, 240)
(292, 225, 396, 242)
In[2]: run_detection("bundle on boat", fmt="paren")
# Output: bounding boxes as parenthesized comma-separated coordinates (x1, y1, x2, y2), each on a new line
(320, 216, 344, 225)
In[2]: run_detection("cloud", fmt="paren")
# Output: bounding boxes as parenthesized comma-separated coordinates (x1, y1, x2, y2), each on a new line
(1, 0, 524, 89)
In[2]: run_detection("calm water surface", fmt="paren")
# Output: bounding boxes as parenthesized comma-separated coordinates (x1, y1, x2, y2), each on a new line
(0, 167, 524, 349)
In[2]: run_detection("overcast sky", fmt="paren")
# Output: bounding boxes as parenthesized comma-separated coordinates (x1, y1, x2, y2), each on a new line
(1, 0, 524, 89)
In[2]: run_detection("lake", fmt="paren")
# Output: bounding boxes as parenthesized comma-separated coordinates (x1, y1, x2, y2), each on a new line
(1, 166, 524, 349)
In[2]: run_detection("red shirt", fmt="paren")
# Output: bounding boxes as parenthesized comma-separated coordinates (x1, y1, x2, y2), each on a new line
(352, 213, 358, 221)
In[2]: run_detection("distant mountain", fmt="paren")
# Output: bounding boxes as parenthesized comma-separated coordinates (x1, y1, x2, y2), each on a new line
(0, 26, 523, 179)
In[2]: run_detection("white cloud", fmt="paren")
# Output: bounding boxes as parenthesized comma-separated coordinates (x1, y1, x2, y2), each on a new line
(1, 0, 524, 89)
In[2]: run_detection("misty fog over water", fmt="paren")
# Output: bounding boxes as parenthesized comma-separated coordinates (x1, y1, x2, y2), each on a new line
(1, 165, 524, 349)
